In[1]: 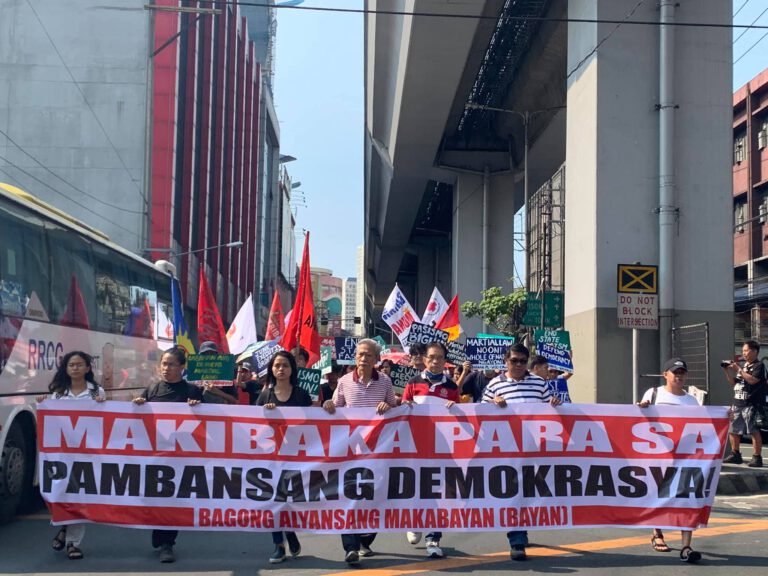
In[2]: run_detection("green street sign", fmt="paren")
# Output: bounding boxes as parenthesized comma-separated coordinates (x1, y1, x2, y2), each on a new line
(523, 292, 564, 328)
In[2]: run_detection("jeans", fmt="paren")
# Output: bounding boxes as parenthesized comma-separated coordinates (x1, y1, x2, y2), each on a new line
(152, 529, 178, 547)
(426, 531, 442, 542)
(506, 530, 528, 547)
(272, 531, 300, 548)
(341, 533, 377, 552)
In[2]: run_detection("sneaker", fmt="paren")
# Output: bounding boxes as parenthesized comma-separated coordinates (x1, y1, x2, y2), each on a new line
(747, 454, 763, 468)
(359, 545, 374, 557)
(159, 544, 175, 563)
(426, 540, 444, 558)
(344, 550, 360, 565)
(407, 531, 422, 545)
(269, 545, 287, 564)
(510, 545, 527, 561)
(723, 451, 743, 464)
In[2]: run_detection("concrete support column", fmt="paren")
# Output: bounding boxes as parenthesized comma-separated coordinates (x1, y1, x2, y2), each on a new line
(565, 0, 733, 404)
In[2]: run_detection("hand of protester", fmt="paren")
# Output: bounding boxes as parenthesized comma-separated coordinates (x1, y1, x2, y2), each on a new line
(549, 396, 562, 407)
(376, 401, 391, 414)
(637, 400, 651, 408)
(462, 360, 472, 372)
(403, 400, 413, 408)
(95, 397, 106, 403)
(493, 396, 507, 408)
(36, 394, 46, 403)
(203, 381, 214, 392)
(445, 400, 455, 409)
(323, 400, 336, 414)
(264, 403, 276, 410)
(188, 399, 201, 406)
(133, 397, 146, 405)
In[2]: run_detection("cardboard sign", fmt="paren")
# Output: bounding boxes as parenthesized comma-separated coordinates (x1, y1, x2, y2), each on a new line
(297, 368, 322, 401)
(445, 339, 466, 365)
(389, 364, 421, 395)
(312, 346, 333, 375)
(534, 329, 573, 373)
(320, 336, 337, 359)
(186, 354, 236, 386)
(251, 340, 284, 377)
(406, 322, 448, 346)
(335, 337, 359, 365)
(465, 337, 511, 370)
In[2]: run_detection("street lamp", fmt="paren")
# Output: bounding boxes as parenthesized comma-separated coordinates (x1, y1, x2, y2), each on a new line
(144, 240, 243, 258)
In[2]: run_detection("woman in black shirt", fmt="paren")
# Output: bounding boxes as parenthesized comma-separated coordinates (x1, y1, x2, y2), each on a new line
(257, 350, 312, 563)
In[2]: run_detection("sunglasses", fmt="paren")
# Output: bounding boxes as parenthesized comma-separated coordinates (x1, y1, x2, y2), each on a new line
(508, 358, 528, 365)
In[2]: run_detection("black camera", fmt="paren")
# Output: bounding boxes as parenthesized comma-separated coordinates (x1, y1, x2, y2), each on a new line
(720, 360, 733, 368)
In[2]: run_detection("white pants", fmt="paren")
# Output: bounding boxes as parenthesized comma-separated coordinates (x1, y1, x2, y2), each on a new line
(61, 523, 86, 547)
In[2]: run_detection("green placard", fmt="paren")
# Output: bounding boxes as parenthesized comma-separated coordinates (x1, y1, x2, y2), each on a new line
(372, 335, 387, 348)
(523, 292, 564, 327)
(186, 354, 236, 385)
(297, 367, 322, 401)
(533, 329, 574, 373)
(476, 333, 515, 340)
(312, 346, 333, 375)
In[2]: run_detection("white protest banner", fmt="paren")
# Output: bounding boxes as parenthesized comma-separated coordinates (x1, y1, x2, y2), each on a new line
(466, 337, 512, 370)
(421, 287, 449, 327)
(407, 322, 448, 346)
(39, 401, 728, 533)
(382, 285, 420, 348)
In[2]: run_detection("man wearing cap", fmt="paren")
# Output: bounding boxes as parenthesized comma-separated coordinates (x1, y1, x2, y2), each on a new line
(638, 358, 702, 563)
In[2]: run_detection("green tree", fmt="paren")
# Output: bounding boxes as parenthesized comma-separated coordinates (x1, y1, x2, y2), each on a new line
(460, 286, 527, 337)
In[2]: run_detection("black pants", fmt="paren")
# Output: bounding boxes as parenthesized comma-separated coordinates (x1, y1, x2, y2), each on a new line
(152, 529, 178, 547)
(341, 533, 376, 552)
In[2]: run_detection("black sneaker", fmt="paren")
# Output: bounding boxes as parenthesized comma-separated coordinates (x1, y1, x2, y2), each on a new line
(723, 451, 743, 464)
(159, 544, 175, 563)
(510, 545, 527, 561)
(345, 550, 360, 565)
(269, 545, 287, 564)
(747, 454, 763, 468)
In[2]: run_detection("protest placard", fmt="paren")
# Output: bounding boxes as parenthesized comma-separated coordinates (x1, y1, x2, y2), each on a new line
(465, 337, 511, 370)
(320, 337, 337, 359)
(389, 364, 421, 395)
(335, 337, 359, 365)
(534, 329, 573, 373)
(312, 346, 333, 375)
(186, 354, 235, 386)
(445, 339, 466, 365)
(296, 368, 322, 400)
(251, 340, 283, 377)
(406, 322, 448, 346)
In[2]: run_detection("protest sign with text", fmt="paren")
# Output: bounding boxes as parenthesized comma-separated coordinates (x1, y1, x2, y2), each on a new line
(251, 340, 283, 377)
(407, 322, 448, 346)
(312, 346, 333, 375)
(534, 330, 573, 373)
(382, 285, 420, 348)
(465, 337, 510, 370)
(39, 402, 728, 534)
(297, 368, 322, 400)
(186, 354, 236, 386)
(389, 364, 421, 395)
(445, 339, 466, 365)
(335, 337, 358, 365)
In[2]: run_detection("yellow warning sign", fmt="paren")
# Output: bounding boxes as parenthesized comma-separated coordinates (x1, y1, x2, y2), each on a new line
(617, 264, 658, 294)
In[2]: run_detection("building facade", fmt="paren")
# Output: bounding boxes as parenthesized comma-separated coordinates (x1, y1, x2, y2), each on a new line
(734, 67, 768, 348)
(342, 277, 358, 335)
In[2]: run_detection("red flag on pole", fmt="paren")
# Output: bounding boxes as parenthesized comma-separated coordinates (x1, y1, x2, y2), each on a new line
(280, 233, 320, 366)
(197, 267, 230, 353)
(265, 291, 285, 341)
(435, 294, 462, 341)
(60, 274, 90, 329)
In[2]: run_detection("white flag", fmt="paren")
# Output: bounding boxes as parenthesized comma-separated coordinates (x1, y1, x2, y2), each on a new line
(421, 287, 449, 327)
(226, 294, 258, 354)
(381, 285, 420, 349)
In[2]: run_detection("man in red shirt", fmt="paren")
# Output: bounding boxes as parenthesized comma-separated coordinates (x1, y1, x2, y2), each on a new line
(402, 341, 459, 558)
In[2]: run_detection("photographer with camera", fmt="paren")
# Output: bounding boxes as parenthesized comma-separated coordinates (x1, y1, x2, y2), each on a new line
(722, 340, 765, 467)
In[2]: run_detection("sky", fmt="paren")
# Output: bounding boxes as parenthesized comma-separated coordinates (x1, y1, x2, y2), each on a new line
(274, 0, 363, 280)
(275, 1, 768, 283)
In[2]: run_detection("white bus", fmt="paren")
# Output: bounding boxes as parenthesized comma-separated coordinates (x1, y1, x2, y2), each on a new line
(0, 182, 175, 523)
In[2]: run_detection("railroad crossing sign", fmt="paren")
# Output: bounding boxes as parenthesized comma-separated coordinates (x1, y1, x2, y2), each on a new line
(617, 264, 658, 294)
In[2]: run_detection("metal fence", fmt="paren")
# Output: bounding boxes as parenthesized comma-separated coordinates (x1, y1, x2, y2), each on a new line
(671, 322, 710, 399)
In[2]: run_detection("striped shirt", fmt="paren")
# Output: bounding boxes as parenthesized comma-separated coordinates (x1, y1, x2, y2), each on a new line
(481, 372, 552, 404)
(333, 369, 397, 408)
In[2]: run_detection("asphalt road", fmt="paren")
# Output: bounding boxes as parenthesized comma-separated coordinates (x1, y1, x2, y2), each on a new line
(1, 493, 766, 575)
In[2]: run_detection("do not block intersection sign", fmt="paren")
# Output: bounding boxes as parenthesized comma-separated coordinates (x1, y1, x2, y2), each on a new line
(617, 264, 658, 330)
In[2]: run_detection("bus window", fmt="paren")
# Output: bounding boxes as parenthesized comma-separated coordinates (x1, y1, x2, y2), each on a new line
(0, 200, 51, 319)
(46, 224, 96, 328)
(93, 244, 132, 335)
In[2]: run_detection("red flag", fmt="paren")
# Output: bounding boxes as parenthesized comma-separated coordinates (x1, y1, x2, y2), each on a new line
(280, 233, 320, 366)
(265, 291, 285, 341)
(133, 298, 154, 338)
(435, 294, 462, 341)
(60, 274, 90, 329)
(197, 267, 230, 353)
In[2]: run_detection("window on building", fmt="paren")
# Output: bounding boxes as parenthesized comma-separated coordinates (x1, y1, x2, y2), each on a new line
(759, 121, 768, 151)
(734, 133, 746, 164)
(735, 198, 747, 233)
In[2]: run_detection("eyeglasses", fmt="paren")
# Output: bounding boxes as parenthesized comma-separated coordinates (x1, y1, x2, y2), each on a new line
(426, 355, 445, 361)
(508, 358, 528, 365)
(237, 368, 250, 373)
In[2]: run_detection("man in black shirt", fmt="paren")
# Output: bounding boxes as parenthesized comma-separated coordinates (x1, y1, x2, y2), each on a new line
(723, 340, 765, 467)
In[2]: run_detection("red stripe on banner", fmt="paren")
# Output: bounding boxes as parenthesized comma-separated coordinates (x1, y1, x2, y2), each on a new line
(49, 502, 195, 527)
(571, 505, 711, 529)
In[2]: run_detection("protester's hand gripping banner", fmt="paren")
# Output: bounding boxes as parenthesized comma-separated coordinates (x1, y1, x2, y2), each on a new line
(38, 401, 728, 533)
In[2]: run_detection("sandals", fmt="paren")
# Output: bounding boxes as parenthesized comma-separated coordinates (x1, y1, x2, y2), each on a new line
(66, 544, 84, 560)
(651, 530, 671, 552)
(51, 527, 67, 551)
(680, 546, 702, 563)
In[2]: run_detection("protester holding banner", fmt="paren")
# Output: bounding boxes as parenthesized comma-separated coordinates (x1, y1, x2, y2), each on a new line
(401, 341, 459, 558)
(482, 343, 560, 561)
(132, 347, 203, 563)
(255, 350, 312, 563)
(234, 361, 261, 405)
(323, 338, 397, 565)
(638, 358, 703, 564)
(37, 351, 105, 560)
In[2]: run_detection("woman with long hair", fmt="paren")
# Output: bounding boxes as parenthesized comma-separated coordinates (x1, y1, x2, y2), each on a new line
(257, 350, 312, 563)
(37, 351, 105, 560)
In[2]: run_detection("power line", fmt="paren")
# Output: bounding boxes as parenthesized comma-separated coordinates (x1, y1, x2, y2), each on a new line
(0, 127, 143, 215)
(733, 5, 768, 44)
(567, 0, 645, 81)
(0, 153, 140, 239)
(25, 0, 146, 207)
(734, 0, 752, 19)
(735, 29, 768, 64)
(200, 0, 768, 30)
